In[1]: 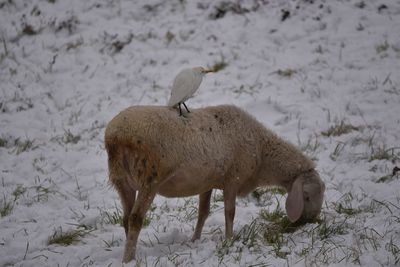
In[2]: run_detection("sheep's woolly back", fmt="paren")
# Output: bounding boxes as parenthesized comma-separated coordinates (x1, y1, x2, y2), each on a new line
(105, 105, 315, 195)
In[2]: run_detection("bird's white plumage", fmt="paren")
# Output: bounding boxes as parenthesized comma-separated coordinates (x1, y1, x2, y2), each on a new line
(168, 67, 207, 107)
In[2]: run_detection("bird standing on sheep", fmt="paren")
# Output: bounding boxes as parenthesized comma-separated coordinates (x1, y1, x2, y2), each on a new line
(168, 67, 213, 116)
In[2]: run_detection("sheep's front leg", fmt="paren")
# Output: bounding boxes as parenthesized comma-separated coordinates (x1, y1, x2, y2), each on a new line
(122, 187, 156, 263)
(192, 190, 212, 241)
(223, 187, 237, 239)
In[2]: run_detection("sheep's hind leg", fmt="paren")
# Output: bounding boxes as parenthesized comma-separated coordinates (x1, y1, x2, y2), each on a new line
(115, 181, 136, 237)
(192, 190, 212, 241)
(122, 187, 156, 263)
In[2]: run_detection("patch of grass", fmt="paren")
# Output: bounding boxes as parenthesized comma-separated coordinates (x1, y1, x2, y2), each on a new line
(215, 238, 232, 258)
(1, 92, 34, 113)
(212, 191, 224, 202)
(99, 32, 134, 54)
(143, 203, 160, 227)
(111, 34, 133, 54)
(0, 36, 8, 64)
(251, 187, 285, 206)
(365, 77, 379, 91)
(165, 31, 175, 44)
(143, 3, 162, 13)
(177, 198, 197, 222)
(375, 40, 389, 54)
(262, 222, 291, 258)
(215, 218, 280, 259)
(376, 167, 399, 183)
(63, 129, 81, 144)
(334, 203, 362, 216)
(30, 177, 60, 203)
(51, 129, 81, 145)
(143, 216, 152, 227)
(358, 228, 381, 251)
(101, 204, 155, 227)
(209, 1, 252, 20)
(13, 184, 27, 200)
(321, 120, 359, 137)
(260, 209, 299, 234)
(32, 155, 47, 174)
(385, 236, 400, 264)
(209, 58, 228, 72)
(66, 37, 84, 51)
(102, 235, 122, 250)
(259, 207, 304, 259)
(317, 217, 348, 240)
(314, 44, 325, 54)
(355, 1, 366, 9)
(333, 193, 361, 217)
(236, 219, 262, 248)
(376, 174, 393, 183)
(33, 184, 55, 202)
(268, 187, 286, 195)
(330, 142, 346, 161)
(0, 184, 28, 217)
(252, 187, 284, 198)
(368, 145, 400, 162)
(48, 226, 93, 246)
(0, 194, 14, 217)
(260, 209, 285, 223)
(356, 22, 365, 31)
(101, 207, 123, 225)
(251, 189, 265, 203)
(263, 230, 289, 258)
(54, 15, 79, 35)
(366, 199, 395, 214)
(299, 133, 321, 159)
(232, 80, 262, 98)
(22, 24, 38, 35)
(0, 137, 7, 147)
(275, 68, 297, 78)
(12, 138, 38, 155)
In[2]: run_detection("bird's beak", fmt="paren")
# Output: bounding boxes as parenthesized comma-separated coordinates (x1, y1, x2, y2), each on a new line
(203, 69, 214, 73)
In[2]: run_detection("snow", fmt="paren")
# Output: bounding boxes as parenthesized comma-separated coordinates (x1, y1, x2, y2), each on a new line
(1, 0, 399, 266)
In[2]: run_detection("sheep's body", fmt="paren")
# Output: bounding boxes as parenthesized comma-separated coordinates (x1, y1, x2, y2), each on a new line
(105, 105, 325, 263)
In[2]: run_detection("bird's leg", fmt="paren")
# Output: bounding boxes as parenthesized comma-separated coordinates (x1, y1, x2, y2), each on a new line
(182, 102, 190, 113)
(178, 103, 183, 116)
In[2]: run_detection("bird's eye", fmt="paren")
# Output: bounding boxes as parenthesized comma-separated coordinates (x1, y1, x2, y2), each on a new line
(305, 196, 310, 201)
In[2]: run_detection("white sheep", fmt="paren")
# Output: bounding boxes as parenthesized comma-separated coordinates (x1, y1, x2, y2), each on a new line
(104, 105, 325, 263)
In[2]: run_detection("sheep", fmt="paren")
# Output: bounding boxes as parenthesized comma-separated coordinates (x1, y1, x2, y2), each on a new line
(104, 105, 325, 263)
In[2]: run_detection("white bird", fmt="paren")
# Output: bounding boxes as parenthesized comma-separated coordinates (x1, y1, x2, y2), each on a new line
(168, 67, 213, 116)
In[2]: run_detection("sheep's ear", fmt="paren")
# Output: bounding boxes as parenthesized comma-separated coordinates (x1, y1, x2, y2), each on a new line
(285, 177, 304, 222)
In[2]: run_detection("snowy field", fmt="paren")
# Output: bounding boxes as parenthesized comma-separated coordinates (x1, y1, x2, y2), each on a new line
(1, 0, 400, 266)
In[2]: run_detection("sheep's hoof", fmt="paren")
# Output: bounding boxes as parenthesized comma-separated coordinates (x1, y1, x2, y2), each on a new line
(122, 252, 135, 263)
(122, 242, 136, 263)
(191, 234, 200, 242)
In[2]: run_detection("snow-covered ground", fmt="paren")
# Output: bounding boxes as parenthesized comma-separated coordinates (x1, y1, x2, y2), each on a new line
(1, 0, 399, 266)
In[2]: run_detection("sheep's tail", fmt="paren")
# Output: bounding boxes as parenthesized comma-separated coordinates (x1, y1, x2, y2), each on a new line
(105, 139, 128, 188)
(105, 134, 161, 190)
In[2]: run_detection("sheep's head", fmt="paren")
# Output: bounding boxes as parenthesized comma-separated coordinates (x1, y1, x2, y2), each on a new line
(285, 170, 325, 223)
